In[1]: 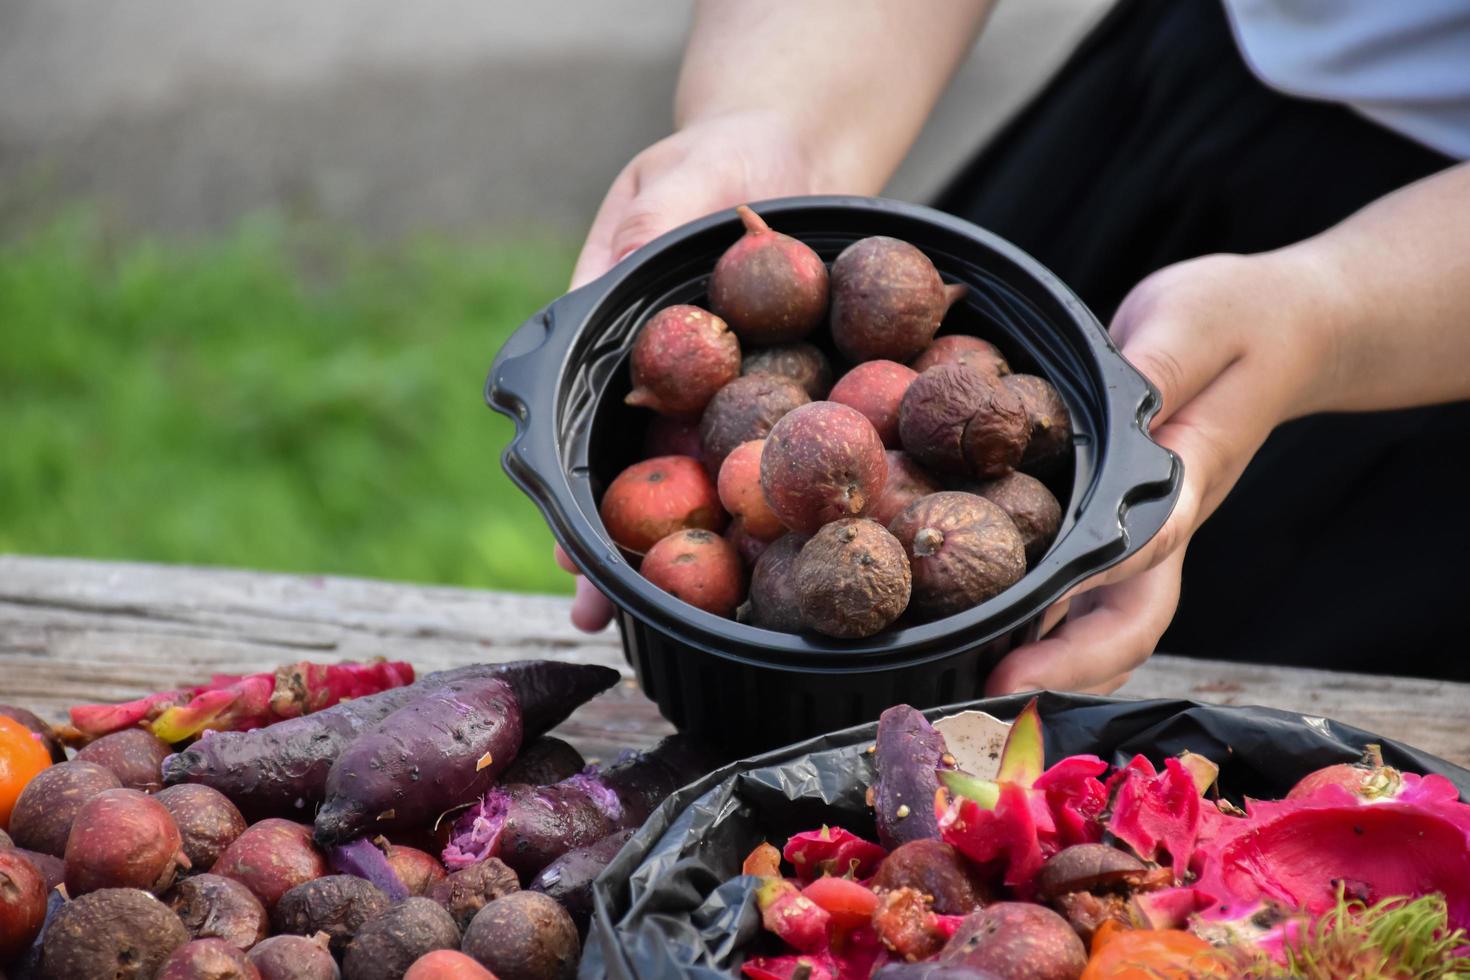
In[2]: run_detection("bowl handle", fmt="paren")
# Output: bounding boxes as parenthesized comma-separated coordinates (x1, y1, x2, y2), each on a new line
(485, 282, 605, 423)
(1107, 383, 1183, 557)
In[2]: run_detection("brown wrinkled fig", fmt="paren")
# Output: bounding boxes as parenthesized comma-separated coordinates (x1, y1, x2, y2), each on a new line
(740, 342, 833, 399)
(41, 887, 191, 980)
(169, 874, 270, 949)
(709, 205, 829, 345)
(640, 528, 746, 618)
(738, 532, 810, 633)
(155, 783, 248, 870)
(272, 875, 391, 956)
(793, 519, 911, 638)
(871, 839, 992, 916)
(1004, 373, 1074, 472)
(246, 933, 340, 980)
(972, 471, 1062, 567)
(830, 236, 966, 362)
(761, 401, 888, 534)
(624, 304, 740, 418)
(341, 898, 461, 980)
(698, 373, 811, 478)
(460, 891, 580, 980)
(889, 492, 1026, 618)
(940, 903, 1087, 980)
(898, 365, 1002, 477)
(960, 377, 1030, 479)
(9, 759, 122, 857)
(912, 334, 1010, 378)
(829, 360, 920, 449)
(426, 856, 520, 931)
(868, 451, 942, 528)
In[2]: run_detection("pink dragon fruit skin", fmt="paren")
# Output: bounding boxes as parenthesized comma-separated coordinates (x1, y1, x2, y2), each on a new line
(1104, 755, 1203, 879)
(782, 826, 887, 883)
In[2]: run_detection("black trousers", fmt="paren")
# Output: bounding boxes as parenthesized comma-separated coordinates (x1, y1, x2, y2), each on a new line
(936, 0, 1469, 678)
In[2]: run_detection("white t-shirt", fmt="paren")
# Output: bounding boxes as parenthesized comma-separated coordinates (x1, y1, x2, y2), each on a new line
(1222, 0, 1470, 160)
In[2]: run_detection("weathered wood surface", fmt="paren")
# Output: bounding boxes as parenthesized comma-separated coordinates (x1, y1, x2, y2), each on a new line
(2, 555, 1467, 768)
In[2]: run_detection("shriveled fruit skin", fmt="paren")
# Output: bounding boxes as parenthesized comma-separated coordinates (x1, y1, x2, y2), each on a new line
(889, 492, 1026, 618)
(869, 451, 942, 528)
(341, 898, 461, 980)
(939, 902, 1086, 980)
(724, 518, 772, 568)
(912, 335, 1010, 378)
(709, 205, 829, 345)
(156, 783, 248, 870)
(738, 533, 809, 633)
(247, 933, 340, 980)
(41, 887, 191, 980)
(793, 519, 911, 639)
(961, 379, 1030, 479)
(761, 401, 889, 534)
(599, 455, 724, 556)
(899, 365, 1027, 479)
(624, 304, 740, 418)
(871, 839, 991, 916)
(156, 937, 263, 980)
(1004, 374, 1073, 472)
(9, 758, 121, 857)
(0, 847, 47, 960)
(718, 440, 786, 541)
(829, 237, 965, 363)
(641, 415, 703, 460)
(169, 873, 270, 949)
(640, 528, 746, 618)
(64, 787, 187, 896)
(699, 374, 810, 475)
(829, 360, 919, 449)
(972, 472, 1062, 567)
(740, 342, 833, 399)
(461, 890, 579, 980)
(272, 875, 391, 956)
(75, 727, 173, 792)
(426, 856, 520, 932)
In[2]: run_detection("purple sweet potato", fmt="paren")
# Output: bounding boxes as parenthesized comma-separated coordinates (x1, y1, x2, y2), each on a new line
(444, 737, 712, 882)
(527, 828, 634, 935)
(163, 662, 616, 821)
(500, 737, 586, 787)
(324, 837, 410, 901)
(247, 933, 340, 980)
(873, 705, 952, 851)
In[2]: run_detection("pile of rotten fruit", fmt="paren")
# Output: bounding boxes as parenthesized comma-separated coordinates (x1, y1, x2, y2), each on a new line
(0, 658, 715, 980)
(603, 206, 1072, 638)
(735, 701, 1470, 979)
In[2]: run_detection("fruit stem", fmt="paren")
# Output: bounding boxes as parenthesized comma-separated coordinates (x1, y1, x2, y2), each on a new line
(736, 204, 770, 236)
(913, 527, 944, 557)
(943, 282, 968, 312)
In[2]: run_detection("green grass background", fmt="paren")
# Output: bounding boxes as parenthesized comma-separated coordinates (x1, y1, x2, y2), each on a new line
(0, 214, 575, 594)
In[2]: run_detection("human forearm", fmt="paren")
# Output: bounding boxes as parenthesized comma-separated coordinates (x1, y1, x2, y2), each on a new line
(676, 0, 994, 194)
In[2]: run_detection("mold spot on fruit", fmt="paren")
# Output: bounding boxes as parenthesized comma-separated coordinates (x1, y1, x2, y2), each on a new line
(829, 237, 966, 363)
(829, 360, 919, 449)
(699, 374, 810, 476)
(740, 342, 833, 399)
(640, 529, 746, 618)
(599, 455, 724, 556)
(624, 304, 740, 418)
(912, 334, 1010, 378)
(793, 519, 910, 638)
(889, 492, 1025, 618)
(708, 205, 829, 345)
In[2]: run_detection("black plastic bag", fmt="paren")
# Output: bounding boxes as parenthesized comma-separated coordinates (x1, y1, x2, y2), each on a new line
(585, 693, 1470, 979)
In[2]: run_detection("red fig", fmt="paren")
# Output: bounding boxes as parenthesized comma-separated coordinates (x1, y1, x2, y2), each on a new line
(625, 304, 740, 418)
(740, 342, 833, 399)
(599, 455, 724, 555)
(868, 451, 942, 528)
(828, 360, 919, 449)
(912, 334, 1010, 378)
(761, 401, 888, 534)
(829, 237, 967, 362)
(641, 528, 746, 618)
(717, 439, 786, 541)
(709, 205, 829, 345)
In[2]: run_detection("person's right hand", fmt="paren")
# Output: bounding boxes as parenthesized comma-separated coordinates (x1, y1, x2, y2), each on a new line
(558, 110, 821, 632)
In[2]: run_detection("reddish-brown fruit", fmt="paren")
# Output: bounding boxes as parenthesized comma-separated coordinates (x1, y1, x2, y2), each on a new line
(699, 374, 810, 475)
(912, 334, 1010, 378)
(169, 873, 270, 949)
(1004, 374, 1074, 472)
(41, 887, 191, 980)
(75, 727, 173, 791)
(737, 533, 809, 633)
(405, 949, 500, 980)
(793, 519, 911, 638)
(0, 704, 66, 763)
(708, 205, 829, 345)
(383, 844, 447, 896)
(740, 342, 833, 399)
(157, 937, 263, 980)
(829, 237, 966, 362)
(889, 492, 1026, 618)
(426, 857, 520, 932)
(871, 839, 992, 916)
(211, 818, 326, 912)
(273, 875, 391, 956)
(972, 472, 1062, 566)
(899, 365, 1027, 479)
(461, 891, 579, 980)
(9, 758, 122, 857)
(939, 902, 1087, 979)
(868, 452, 942, 528)
(342, 898, 462, 980)
(718, 440, 786, 541)
(828, 360, 919, 449)
(761, 401, 888, 534)
(247, 933, 340, 980)
(724, 518, 772, 568)
(9, 845, 63, 890)
(641, 416, 703, 460)
(1032, 843, 1150, 901)
(156, 783, 248, 870)
(624, 305, 740, 418)
(0, 847, 47, 960)
(640, 529, 746, 618)
(599, 455, 724, 556)
(65, 787, 187, 896)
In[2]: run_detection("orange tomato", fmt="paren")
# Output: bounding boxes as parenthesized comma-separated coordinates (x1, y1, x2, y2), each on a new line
(0, 715, 53, 830)
(1082, 921, 1229, 979)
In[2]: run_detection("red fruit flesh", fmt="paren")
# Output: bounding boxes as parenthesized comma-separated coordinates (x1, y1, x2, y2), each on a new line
(599, 455, 724, 555)
(761, 401, 889, 534)
(709, 205, 829, 345)
(802, 875, 879, 930)
(782, 826, 886, 883)
(625, 304, 740, 418)
(829, 360, 919, 449)
(830, 237, 965, 362)
(64, 787, 187, 896)
(718, 440, 787, 540)
(912, 334, 1010, 378)
(867, 451, 941, 528)
(640, 528, 746, 618)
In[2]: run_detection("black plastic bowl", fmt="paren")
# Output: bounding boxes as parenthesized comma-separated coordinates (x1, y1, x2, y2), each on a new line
(487, 196, 1180, 752)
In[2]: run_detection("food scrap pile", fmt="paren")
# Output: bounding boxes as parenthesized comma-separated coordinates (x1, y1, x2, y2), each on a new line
(734, 701, 1470, 979)
(602, 205, 1074, 639)
(0, 658, 710, 979)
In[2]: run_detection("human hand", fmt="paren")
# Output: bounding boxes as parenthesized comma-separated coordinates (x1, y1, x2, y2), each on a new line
(559, 111, 821, 631)
(985, 248, 1338, 694)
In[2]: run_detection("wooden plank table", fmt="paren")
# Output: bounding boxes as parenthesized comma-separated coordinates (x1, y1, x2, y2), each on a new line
(3, 555, 1467, 768)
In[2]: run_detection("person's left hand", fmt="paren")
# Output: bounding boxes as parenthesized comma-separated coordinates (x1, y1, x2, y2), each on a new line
(984, 247, 1341, 695)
